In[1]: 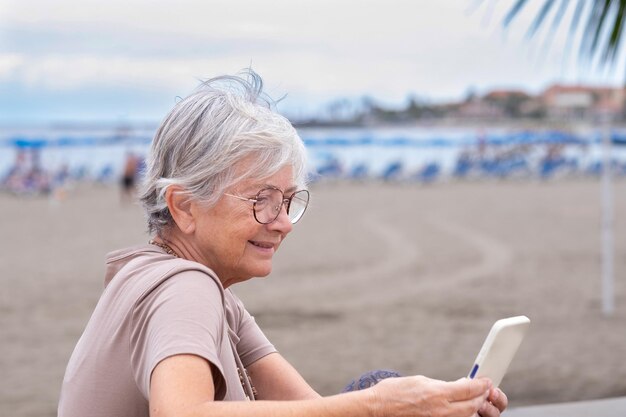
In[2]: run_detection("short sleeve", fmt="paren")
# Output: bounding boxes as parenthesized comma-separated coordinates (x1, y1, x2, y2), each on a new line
(228, 293, 277, 367)
(130, 271, 227, 399)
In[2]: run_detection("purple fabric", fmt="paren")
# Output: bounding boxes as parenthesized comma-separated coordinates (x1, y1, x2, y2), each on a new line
(342, 370, 402, 392)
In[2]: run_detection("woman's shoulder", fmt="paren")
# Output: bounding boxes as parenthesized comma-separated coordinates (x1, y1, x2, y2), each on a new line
(104, 244, 225, 301)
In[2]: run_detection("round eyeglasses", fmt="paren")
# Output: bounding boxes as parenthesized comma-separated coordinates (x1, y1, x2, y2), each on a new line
(225, 187, 310, 224)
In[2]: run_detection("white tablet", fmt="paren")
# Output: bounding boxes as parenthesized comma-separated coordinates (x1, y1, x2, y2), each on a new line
(468, 316, 530, 387)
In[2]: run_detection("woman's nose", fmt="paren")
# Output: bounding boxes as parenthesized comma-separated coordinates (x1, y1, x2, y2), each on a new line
(268, 204, 293, 233)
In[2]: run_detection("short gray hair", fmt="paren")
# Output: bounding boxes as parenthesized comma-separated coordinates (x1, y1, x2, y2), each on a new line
(139, 70, 308, 235)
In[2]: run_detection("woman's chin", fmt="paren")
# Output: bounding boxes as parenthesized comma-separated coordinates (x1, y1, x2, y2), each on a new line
(254, 267, 272, 278)
(237, 262, 272, 280)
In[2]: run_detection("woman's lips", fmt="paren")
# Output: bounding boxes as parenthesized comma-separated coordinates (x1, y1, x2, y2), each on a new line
(249, 240, 276, 251)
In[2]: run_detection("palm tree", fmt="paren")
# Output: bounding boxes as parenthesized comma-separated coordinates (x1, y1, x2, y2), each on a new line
(502, 0, 624, 317)
(504, 0, 626, 72)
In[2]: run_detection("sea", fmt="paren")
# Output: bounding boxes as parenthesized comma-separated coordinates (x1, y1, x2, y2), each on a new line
(2, 125, 626, 190)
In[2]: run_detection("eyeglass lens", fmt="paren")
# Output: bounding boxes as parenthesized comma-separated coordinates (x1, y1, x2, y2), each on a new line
(253, 189, 309, 224)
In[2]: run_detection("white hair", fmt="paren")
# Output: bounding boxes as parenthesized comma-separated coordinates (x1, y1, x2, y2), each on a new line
(139, 70, 308, 235)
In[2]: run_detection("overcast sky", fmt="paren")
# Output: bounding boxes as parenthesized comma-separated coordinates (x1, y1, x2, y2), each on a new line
(2, 0, 626, 124)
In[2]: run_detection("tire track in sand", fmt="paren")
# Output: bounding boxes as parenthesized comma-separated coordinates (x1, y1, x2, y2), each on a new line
(309, 214, 514, 311)
(411, 216, 514, 293)
(256, 212, 512, 314)
(273, 212, 421, 298)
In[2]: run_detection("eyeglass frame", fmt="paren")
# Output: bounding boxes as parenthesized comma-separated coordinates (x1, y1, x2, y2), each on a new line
(225, 186, 310, 225)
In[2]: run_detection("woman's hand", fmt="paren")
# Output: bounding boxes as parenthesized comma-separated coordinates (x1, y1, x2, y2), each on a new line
(368, 375, 492, 417)
(478, 387, 508, 417)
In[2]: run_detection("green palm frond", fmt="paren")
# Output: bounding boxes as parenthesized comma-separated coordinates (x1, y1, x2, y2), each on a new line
(503, 0, 626, 69)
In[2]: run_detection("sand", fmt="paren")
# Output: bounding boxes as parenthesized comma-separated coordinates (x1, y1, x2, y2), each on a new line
(2, 179, 626, 416)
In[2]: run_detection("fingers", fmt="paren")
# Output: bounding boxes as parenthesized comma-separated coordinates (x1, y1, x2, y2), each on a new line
(478, 400, 502, 417)
(446, 389, 490, 417)
(488, 388, 508, 412)
(442, 377, 493, 417)
(447, 377, 492, 402)
(371, 376, 499, 417)
(477, 388, 508, 417)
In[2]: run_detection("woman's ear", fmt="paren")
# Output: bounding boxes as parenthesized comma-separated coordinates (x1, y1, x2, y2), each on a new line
(165, 186, 196, 235)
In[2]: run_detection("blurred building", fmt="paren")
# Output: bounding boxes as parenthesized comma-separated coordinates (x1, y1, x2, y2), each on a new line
(456, 96, 504, 119)
(540, 84, 626, 120)
(291, 82, 626, 126)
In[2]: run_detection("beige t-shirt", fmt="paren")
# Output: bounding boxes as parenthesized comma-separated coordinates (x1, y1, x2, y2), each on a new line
(58, 244, 276, 417)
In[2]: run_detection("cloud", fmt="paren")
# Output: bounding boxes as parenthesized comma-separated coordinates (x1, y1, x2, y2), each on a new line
(1, 54, 239, 91)
(0, 1, 514, 99)
(2, 0, 625, 122)
(0, 53, 23, 78)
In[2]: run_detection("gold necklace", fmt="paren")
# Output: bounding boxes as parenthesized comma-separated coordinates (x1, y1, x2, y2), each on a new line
(149, 239, 179, 258)
(238, 367, 258, 400)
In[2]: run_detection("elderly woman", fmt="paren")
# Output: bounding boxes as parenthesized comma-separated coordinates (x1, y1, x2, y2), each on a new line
(58, 71, 507, 417)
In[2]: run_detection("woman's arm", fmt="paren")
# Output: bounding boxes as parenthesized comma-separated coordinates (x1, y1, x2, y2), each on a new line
(247, 352, 321, 400)
(149, 354, 494, 417)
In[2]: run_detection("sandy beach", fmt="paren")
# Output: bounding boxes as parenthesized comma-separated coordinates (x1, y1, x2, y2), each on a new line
(2, 179, 626, 416)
